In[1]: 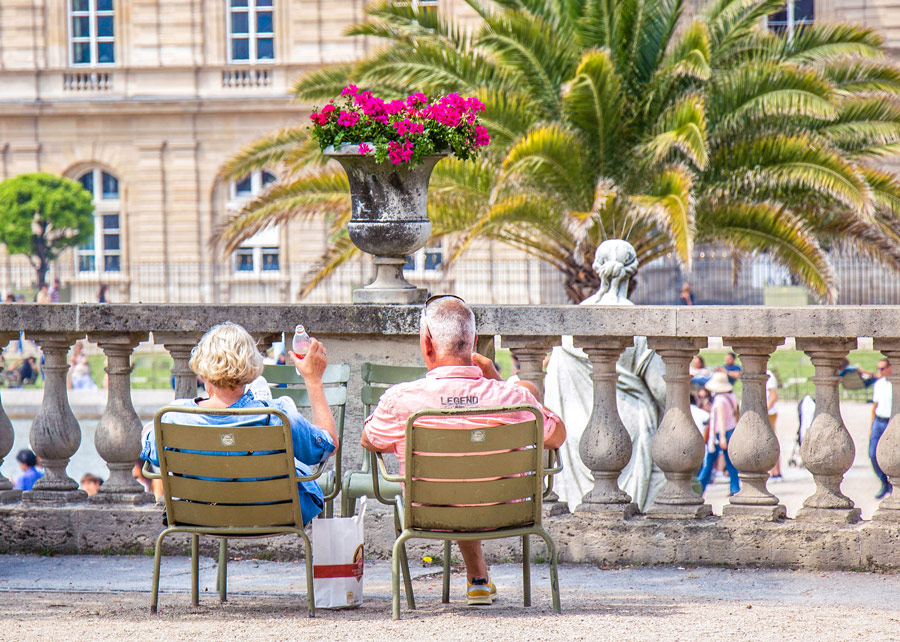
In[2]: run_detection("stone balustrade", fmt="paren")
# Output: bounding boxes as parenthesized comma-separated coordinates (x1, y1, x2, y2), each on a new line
(1, 303, 900, 569)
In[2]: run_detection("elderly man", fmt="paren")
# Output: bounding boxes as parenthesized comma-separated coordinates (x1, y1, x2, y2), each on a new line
(871, 359, 893, 500)
(361, 295, 566, 606)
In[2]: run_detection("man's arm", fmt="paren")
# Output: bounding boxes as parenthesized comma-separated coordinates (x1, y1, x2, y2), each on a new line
(360, 429, 392, 453)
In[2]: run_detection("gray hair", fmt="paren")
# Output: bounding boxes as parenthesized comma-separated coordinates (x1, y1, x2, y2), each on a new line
(420, 297, 476, 358)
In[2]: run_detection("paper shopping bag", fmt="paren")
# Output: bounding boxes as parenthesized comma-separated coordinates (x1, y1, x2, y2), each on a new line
(312, 497, 366, 609)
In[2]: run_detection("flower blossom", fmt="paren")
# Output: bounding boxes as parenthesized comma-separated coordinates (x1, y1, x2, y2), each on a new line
(338, 111, 360, 127)
(474, 125, 490, 147)
(387, 140, 415, 164)
(321, 104, 336, 116)
(358, 143, 372, 154)
(341, 84, 359, 97)
(406, 92, 428, 107)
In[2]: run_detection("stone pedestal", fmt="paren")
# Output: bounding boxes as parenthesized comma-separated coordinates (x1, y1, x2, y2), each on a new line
(795, 338, 861, 524)
(89, 332, 154, 505)
(645, 337, 711, 519)
(873, 341, 900, 521)
(723, 339, 786, 521)
(23, 333, 87, 503)
(352, 258, 428, 304)
(572, 336, 638, 518)
(0, 332, 18, 502)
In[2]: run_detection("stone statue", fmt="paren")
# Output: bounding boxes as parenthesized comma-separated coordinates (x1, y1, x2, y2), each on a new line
(544, 239, 667, 512)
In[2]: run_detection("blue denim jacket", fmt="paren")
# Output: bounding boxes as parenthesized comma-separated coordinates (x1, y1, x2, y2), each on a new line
(141, 392, 336, 525)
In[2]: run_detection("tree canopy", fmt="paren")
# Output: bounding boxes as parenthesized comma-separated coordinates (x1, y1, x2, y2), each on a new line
(218, 0, 900, 303)
(0, 172, 94, 287)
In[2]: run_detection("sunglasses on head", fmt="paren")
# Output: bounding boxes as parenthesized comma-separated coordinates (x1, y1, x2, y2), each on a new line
(424, 293, 466, 308)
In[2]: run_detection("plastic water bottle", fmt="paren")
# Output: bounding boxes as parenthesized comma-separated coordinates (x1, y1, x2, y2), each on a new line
(292, 324, 311, 359)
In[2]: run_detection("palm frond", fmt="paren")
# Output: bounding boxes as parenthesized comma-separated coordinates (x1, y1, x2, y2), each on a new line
(291, 64, 354, 100)
(641, 94, 708, 169)
(630, 164, 695, 262)
(218, 128, 311, 181)
(819, 58, 900, 95)
(298, 233, 361, 299)
(781, 23, 884, 65)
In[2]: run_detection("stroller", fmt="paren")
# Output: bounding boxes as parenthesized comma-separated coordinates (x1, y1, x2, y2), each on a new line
(788, 394, 815, 467)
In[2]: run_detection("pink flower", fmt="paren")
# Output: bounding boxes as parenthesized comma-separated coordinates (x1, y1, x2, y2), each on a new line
(474, 125, 490, 147)
(406, 92, 428, 107)
(387, 140, 415, 164)
(341, 84, 359, 97)
(386, 100, 406, 115)
(337, 111, 360, 127)
(353, 91, 374, 107)
(465, 97, 485, 113)
(310, 111, 329, 126)
(358, 143, 372, 154)
(321, 104, 336, 116)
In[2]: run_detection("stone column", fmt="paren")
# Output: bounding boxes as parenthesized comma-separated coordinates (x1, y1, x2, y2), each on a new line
(795, 338, 861, 523)
(645, 337, 711, 518)
(873, 341, 900, 521)
(89, 332, 154, 505)
(572, 336, 638, 518)
(155, 332, 203, 400)
(0, 332, 19, 503)
(723, 339, 786, 520)
(23, 333, 87, 502)
(503, 336, 557, 396)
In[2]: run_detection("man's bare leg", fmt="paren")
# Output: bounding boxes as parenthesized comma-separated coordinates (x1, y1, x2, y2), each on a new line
(457, 539, 488, 580)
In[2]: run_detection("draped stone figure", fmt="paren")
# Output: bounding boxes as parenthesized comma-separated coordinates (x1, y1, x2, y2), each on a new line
(544, 240, 667, 512)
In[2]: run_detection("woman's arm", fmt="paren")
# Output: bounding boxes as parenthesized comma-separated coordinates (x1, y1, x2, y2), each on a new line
(289, 339, 339, 451)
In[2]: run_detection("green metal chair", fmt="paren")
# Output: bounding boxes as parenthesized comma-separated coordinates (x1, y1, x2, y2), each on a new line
(263, 362, 350, 518)
(372, 404, 563, 619)
(340, 362, 427, 517)
(145, 405, 325, 617)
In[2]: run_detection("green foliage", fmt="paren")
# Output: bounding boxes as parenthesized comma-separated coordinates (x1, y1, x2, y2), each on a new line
(218, 0, 900, 303)
(0, 172, 94, 286)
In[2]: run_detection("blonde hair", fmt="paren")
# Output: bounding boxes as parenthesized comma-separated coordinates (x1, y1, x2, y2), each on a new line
(189, 322, 264, 390)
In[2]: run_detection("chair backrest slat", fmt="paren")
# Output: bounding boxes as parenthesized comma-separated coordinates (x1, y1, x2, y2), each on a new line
(409, 450, 536, 479)
(159, 421, 286, 452)
(361, 363, 426, 414)
(166, 476, 295, 504)
(404, 405, 545, 532)
(411, 419, 537, 453)
(410, 502, 536, 531)
(163, 451, 290, 479)
(263, 363, 350, 386)
(170, 500, 296, 528)
(409, 475, 536, 505)
(266, 386, 348, 407)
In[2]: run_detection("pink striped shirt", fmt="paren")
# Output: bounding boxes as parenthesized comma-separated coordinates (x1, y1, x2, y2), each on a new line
(363, 365, 561, 468)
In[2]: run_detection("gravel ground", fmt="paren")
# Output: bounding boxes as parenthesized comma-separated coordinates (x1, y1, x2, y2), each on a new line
(2, 557, 900, 641)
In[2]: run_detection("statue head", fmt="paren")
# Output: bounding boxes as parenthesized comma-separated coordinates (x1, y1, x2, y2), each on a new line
(586, 239, 638, 305)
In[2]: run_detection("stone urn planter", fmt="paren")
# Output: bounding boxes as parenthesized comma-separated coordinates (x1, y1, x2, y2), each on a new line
(325, 143, 449, 304)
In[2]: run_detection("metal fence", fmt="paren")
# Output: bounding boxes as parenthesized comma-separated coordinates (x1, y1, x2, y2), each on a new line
(1, 249, 896, 305)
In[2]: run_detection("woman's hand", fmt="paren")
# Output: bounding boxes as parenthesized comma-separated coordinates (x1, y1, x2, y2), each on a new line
(289, 338, 327, 384)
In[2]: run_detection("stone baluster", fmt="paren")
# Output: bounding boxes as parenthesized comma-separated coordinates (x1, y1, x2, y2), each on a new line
(89, 332, 154, 504)
(645, 337, 711, 518)
(795, 338, 861, 523)
(873, 341, 900, 521)
(155, 332, 203, 400)
(23, 333, 87, 502)
(503, 336, 557, 398)
(572, 336, 638, 518)
(723, 339, 786, 520)
(0, 331, 19, 503)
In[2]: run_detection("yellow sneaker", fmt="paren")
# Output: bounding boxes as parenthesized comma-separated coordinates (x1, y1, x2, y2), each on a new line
(466, 577, 497, 606)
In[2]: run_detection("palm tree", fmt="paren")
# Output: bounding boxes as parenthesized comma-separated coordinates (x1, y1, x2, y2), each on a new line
(217, 0, 900, 303)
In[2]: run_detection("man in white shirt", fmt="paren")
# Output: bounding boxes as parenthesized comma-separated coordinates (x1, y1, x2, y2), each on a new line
(766, 370, 782, 480)
(870, 359, 893, 499)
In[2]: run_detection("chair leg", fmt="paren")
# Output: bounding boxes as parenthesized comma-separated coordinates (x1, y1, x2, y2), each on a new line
(441, 540, 451, 604)
(522, 534, 531, 607)
(217, 539, 227, 603)
(393, 507, 415, 610)
(301, 532, 316, 618)
(536, 529, 561, 614)
(150, 529, 170, 614)
(392, 532, 412, 620)
(190, 534, 200, 607)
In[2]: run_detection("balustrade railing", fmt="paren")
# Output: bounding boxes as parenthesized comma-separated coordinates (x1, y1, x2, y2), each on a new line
(1, 303, 899, 527)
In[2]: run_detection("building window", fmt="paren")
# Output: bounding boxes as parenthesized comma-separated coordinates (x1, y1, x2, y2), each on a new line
(228, 170, 280, 273)
(404, 240, 443, 274)
(76, 169, 121, 273)
(228, 0, 274, 63)
(69, 0, 115, 66)
(768, 0, 814, 41)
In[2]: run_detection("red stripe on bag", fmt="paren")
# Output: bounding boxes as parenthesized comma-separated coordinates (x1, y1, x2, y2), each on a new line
(314, 563, 363, 579)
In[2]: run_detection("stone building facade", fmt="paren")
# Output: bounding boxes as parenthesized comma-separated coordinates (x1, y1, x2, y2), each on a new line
(0, 0, 896, 304)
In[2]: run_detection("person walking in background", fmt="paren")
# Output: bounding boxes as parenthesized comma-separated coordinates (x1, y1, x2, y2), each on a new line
(80, 473, 103, 496)
(679, 282, 695, 305)
(35, 283, 51, 303)
(698, 371, 741, 496)
(723, 352, 742, 384)
(871, 359, 893, 499)
(767, 370, 782, 481)
(48, 278, 61, 303)
(13, 449, 42, 491)
(97, 284, 109, 303)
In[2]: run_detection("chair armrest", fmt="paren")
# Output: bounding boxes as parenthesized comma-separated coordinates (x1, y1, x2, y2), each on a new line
(296, 459, 329, 484)
(370, 452, 404, 505)
(544, 448, 564, 476)
(141, 459, 161, 480)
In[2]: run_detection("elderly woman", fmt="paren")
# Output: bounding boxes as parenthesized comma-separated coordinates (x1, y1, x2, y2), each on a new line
(141, 322, 338, 525)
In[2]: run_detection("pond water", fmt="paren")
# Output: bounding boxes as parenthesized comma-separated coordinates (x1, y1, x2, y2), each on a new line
(1, 419, 150, 488)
